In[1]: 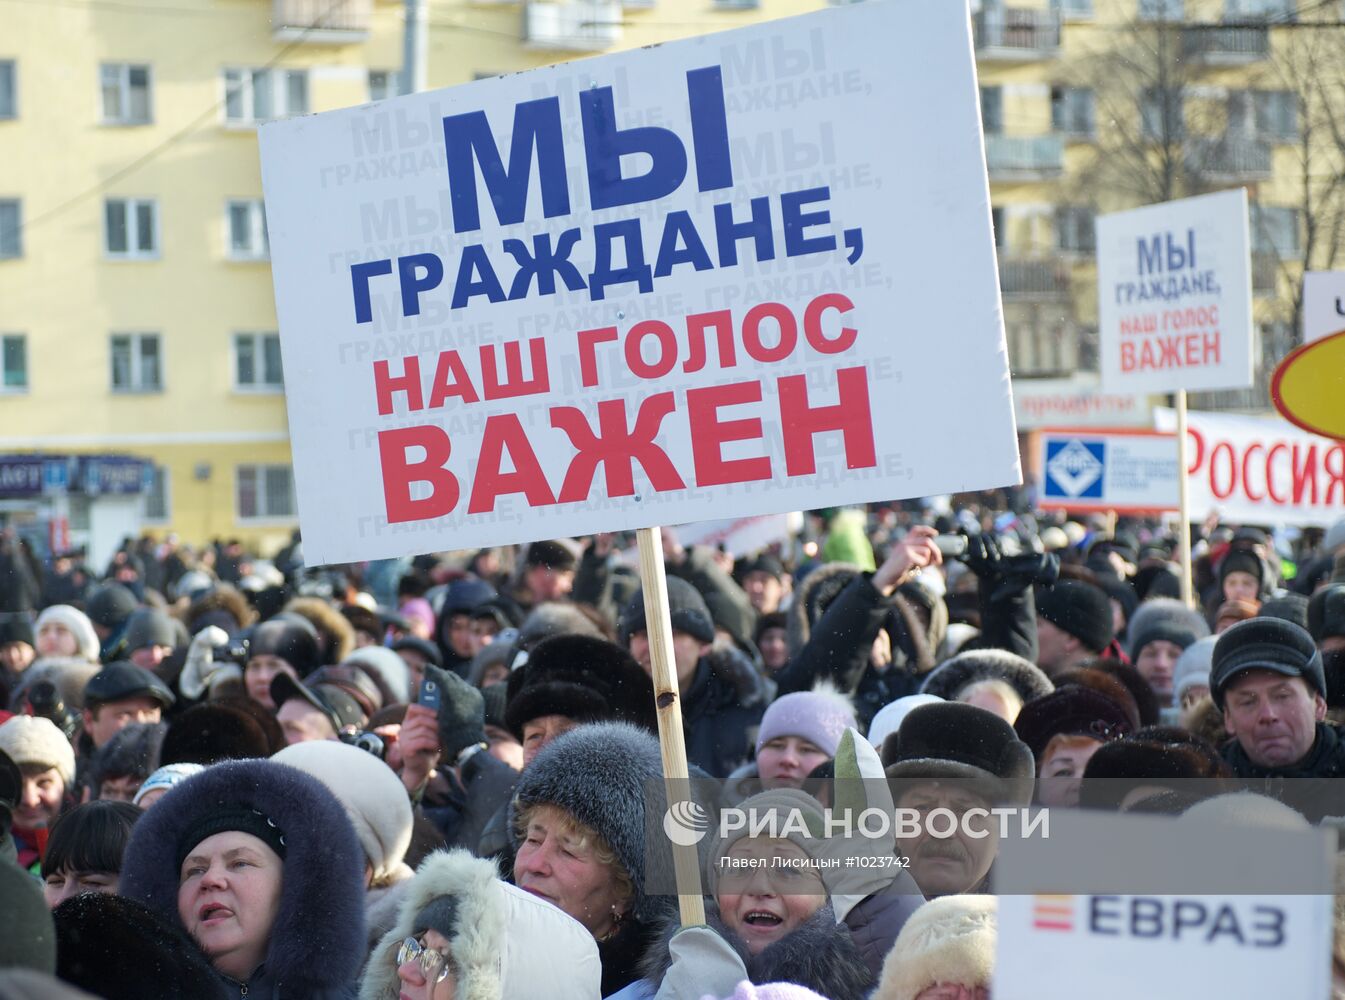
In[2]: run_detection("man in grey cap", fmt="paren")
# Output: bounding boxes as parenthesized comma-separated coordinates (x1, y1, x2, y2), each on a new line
(1211, 617, 1345, 819)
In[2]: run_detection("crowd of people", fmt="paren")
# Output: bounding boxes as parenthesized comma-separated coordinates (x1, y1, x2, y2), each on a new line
(0, 504, 1343, 998)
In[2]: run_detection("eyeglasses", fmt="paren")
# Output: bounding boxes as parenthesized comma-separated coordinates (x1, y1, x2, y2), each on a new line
(396, 936, 454, 984)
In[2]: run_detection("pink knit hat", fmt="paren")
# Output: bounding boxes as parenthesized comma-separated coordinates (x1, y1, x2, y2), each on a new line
(705, 982, 829, 1000)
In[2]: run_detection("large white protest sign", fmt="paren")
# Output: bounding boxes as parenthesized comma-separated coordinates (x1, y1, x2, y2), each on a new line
(258, 0, 1020, 565)
(675, 513, 798, 558)
(1036, 428, 1178, 514)
(1097, 189, 1253, 394)
(996, 810, 1334, 999)
(1155, 408, 1345, 527)
(1302, 270, 1345, 344)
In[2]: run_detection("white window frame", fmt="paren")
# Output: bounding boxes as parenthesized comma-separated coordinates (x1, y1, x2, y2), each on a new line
(100, 62, 153, 125)
(0, 198, 20, 258)
(232, 332, 285, 393)
(1, 333, 27, 393)
(223, 68, 309, 126)
(109, 332, 164, 393)
(0, 60, 15, 120)
(142, 464, 171, 523)
(236, 463, 297, 522)
(104, 197, 159, 260)
(225, 199, 269, 260)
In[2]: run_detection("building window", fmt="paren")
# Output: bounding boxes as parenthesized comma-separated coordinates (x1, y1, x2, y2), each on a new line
(1051, 0, 1094, 17)
(1, 334, 26, 391)
(105, 198, 158, 258)
(143, 465, 171, 522)
(100, 63, 152, 125)
(1250, 204, 1300, 257)
(227, 200, 268, 259)
(1229, 90, 1298, 141)
(234, 332, 284, 391)
(237, 464, 295, 520)
(0, 61, 15, 119)
(1141, 88, 1183, 139)
(980, 86, 1004, 135)
(1051, 86, 1095, 137)
(368, 70, 401, 102)
(1139, 0, 1184, 19)
(991, 207, 1006, 249)
(0, 199, 19, 258)
(1056, 205, 1096, 253)
(1226, 0, 1295, 20)
(110, 333, 162, 392)
(224, 68, 308, 125)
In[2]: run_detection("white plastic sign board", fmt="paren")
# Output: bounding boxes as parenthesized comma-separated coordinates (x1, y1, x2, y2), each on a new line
(1097, 189, 1253, 394)
(675, 513, 797, 558)
(996, 811, 1333, 999)
(1302, 271, 1345, 344)
(1013, 375, 1152, 429)
(1036, 428, 1178, 513)
(1155, 407, 1345, 527)
(258, 0, 1020, 565)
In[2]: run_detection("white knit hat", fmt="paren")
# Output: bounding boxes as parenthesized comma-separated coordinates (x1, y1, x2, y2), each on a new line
(272, 739, 413, 882)
(867, 694, 943, 750)
(0, 715, 77, 787)
(873, 895, 997, 1000)
(34, 605, 101, 663)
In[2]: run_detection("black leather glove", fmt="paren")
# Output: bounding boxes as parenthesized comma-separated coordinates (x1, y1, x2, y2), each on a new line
(423, 663, 486, 760)
(963, 534, 1060, 603)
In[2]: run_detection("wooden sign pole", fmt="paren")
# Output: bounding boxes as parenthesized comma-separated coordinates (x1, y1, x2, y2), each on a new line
(1175, 389, 1195, 609)
(636, 526, 708, 927)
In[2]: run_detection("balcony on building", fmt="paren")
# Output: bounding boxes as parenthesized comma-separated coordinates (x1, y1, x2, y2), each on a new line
(1251, 254, 1279, 298)
(271, 0, 370, 43)
(985, 134, 1064, 181)
(973, 8, 1061, 61)
(524, 1, 623, 51)
(999, 257, 1072, 301)
(1181, 24, 1270, 65)
(1186, 135, 1273, 181)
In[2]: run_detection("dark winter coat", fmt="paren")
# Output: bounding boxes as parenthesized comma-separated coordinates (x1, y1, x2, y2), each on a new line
(120, 759, 367, 999)
(683, 643, 770, 778)
(1221, 722, 1345, 821)
(639, 901, 872, 1000)
(841, 869, 926, 980)
(420, 748, 518, 851)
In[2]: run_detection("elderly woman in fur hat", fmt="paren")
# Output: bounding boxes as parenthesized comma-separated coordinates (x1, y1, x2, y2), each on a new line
(360, 848, 601, 1000)
(872, 895, 996, 1000)
(119, 758, 368, 998)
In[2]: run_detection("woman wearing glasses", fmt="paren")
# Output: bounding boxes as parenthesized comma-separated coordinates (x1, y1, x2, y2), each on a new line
(360, 848, 601, 1000)
(120, 758, 368, 998)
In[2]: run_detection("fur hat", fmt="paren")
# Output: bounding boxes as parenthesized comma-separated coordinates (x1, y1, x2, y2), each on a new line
(618, 577, 716, 647)
(34, 605, 101, 663)
(920, 649, 1054, 704)
(756, 686, 857, 757)
(1215, 599, 1259, 630)
(1126, 598, 1208, 660)
(0, 858, 56, 974)
(873, 895, 996, 1000)
(1173, 635, 1217, 703)
(503, 634, 656, 739)
(882, 702, 1034, 806)
(1079, 733, 1224, 810)
(0, 716, 76, 786)
(1012, 686, 1133, 761)
(247, 618, 321, 674)
(53, 892, 228, 1000)
(517, 602, 604, 649)
(1035, 580, 1114, 654)
(273, 740, 413, 884)
(525, 539, 578, 572)
(158, 701, 274, 765)
(1210, 616, 1325, 709)
(120, 759, 367, 993)
(186, 586, 254, 636)
(344, 645, 412, 706)
(866, 694, 943, 750)
(360, 849, 602, 1000)
(1259, 593, 1310, 631)
(84, 584, 138, 631)
(88, 721, 165, 791)
(284, 597, 356, 666)
(508, 721, 669, 923)
(1309, 584, 1345, 642)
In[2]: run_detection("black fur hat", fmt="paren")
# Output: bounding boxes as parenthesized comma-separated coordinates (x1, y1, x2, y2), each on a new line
(504, 634, 657, 739)
(1309, 584, 1345, 642)
(159, 701, 274, 765)
(1013, 685, 1134, 761)
(120, 759, 366, 993)
(53, 892, 229, 1000)
(920, 649, 1054, 704)
(883, 702, 1035, 806)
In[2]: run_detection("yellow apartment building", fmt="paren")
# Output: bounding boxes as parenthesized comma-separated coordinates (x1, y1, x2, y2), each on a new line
(0, 0, 1335, 563)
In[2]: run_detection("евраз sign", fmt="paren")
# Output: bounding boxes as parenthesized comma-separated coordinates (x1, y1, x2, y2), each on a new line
(1097, 189, 1253, 394)
(259, 0, 1021, 565)
(1035, 428, 1179, 514)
